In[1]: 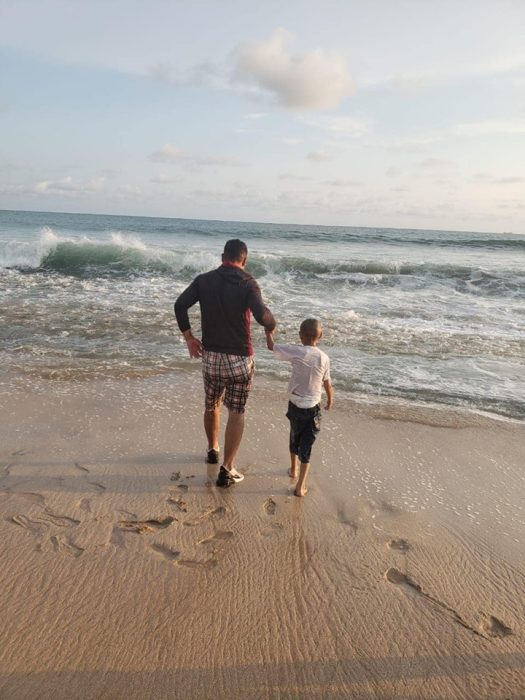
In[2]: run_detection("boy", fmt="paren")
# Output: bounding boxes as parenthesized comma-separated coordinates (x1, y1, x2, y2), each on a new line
(266, 318, 333, 497)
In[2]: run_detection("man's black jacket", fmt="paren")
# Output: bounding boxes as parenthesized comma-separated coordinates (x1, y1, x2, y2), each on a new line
(174, 264, 276, 356)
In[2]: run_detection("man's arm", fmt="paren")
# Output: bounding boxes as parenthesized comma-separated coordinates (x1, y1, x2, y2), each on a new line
(323, 379, 334, 410)
(246, 280, 276, 331)
(265, 329, 275, 351)
(174, 279, 203, 358)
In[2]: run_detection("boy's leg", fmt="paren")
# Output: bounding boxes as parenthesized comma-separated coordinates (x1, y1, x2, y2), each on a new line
(295, 461, 310, 497)
(288, 418, 299, 478)
(294, 407, 320, 497)
(289, 452, 299, 479)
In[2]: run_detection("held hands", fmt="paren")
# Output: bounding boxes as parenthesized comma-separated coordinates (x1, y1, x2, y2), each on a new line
(184, 332, 203, 358)
(265, 328, 275, 351)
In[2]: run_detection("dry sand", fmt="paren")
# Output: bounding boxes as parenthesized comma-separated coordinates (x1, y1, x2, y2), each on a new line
(1, 370, 524, 699)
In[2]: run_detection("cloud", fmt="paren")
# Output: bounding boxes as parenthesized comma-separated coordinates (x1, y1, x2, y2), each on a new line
(149, 60, 220, 88)
(0, 183, 26, 194)
(418, 158, 455, 170)
(278, 173, 312, 181)
(299, 115, 370, 137)
(231, 28, 354, 110)
(453, 119, 525, 136)
(325, 179, 363, 187)
(34, 175, 106, 196)
(306, 150, 331, 162)
(150, 174, 179, 185)
(149, 143, 246, 167)
(472, 172, 525, 184)
(243, 112, 267, 120)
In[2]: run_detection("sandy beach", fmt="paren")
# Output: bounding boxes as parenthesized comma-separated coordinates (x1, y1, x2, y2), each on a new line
(0, 370, 524, 699)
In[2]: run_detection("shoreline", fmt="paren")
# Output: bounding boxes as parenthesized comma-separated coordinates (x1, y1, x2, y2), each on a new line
(3, 365, 523, 429)
(1, 372, 524, 698)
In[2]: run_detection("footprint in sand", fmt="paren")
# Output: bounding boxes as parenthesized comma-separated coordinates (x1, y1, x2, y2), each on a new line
(74, 462, 90, 473)
(2, 491, 46, 506)
(88, 481, 106, 493)
(50, 535, 84, 558)
(385, 567, 420, 589)
(150, 543, 181, 562)
(78, 498, 92, 513)
(167, 495, 188, 513)
(261, 522, 284, 538)
(177, 483, 189, 492)
(479, 614, 512, 638)
(118, 516, 176, 534)
(10, 514, 49, 536)
(263, 497, 277, 515)
(41, 509, 80, 528)
(177, 558, 218, 570)
(384, 567, 490, 638)
(338, 508, 358, 534)
(183, 506, 226, 527)
(199, 530, 234, 545)
(170, 471, 181, 482)
(387, 538, 410, 552)
(117, 509, 138, 519)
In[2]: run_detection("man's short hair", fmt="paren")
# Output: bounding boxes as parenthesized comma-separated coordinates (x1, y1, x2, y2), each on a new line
(223, 239, 248, 262)
(300, 318, 322, 341)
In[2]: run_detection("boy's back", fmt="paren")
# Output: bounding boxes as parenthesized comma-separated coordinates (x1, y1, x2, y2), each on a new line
(273, 343, 331, 409)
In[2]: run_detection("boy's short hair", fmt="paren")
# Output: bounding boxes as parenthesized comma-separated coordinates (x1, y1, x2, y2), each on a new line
(223, 239, 248, 263)
(300, 318, 322, 341)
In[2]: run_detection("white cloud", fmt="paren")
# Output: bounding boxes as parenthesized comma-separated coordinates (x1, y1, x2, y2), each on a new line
(306, 150, 331, 162)
(278, 173, 312, 181)
(231, 28, 354, 110)
(149, 143, 246, 167)
(299, 115, 370, 137)
(325, 178, 363, 188)
(472, 172, 525, 184)
(453, 119, 525, 136)
(34, 175, 106, 196)
(150, 174, 179, 185)
(149, 60, 221, 88)
(418, 158, 455, 170)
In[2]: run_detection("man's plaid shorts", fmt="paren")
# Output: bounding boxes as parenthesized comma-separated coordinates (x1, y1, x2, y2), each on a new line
(202, 350, 255, 414)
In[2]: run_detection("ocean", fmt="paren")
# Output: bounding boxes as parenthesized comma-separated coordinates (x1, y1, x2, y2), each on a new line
(1, 209, 524, 420)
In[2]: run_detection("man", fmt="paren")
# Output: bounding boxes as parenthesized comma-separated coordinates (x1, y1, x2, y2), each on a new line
(174, 239, 276, 487)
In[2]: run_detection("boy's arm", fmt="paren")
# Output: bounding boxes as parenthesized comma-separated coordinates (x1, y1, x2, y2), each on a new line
(265, 328, 275, 351)
(323, 379, 334, 410)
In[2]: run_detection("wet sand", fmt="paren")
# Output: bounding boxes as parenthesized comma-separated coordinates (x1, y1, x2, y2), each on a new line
(1, 372, 524, 699)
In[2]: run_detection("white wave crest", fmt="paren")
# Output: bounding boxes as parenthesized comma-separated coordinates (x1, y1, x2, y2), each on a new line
(110, 232, 148, 251)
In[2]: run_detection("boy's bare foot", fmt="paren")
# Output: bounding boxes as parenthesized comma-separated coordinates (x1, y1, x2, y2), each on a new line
(294, 486, 308, 497)
(288, 468, 297, 478)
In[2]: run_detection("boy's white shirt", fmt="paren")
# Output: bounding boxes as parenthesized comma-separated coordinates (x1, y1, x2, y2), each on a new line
(273, 343, 331, 409)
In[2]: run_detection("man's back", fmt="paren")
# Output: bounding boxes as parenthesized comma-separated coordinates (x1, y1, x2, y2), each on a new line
(175, 263, 275, 356)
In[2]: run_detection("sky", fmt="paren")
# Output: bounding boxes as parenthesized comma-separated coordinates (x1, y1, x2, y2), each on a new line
(0, 0, 524, 232)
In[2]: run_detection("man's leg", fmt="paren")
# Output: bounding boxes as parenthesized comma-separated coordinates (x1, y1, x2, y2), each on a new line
(204, 407, 221, 451)
(223, 410, 244, 470)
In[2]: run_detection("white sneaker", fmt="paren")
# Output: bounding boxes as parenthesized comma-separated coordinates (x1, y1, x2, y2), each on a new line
(228, 467, 245, 483)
